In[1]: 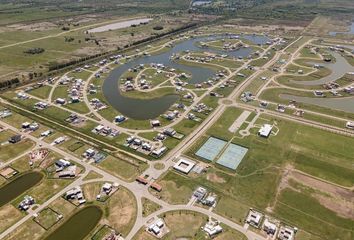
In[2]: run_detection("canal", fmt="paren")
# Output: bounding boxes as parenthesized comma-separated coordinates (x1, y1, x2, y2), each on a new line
(44, 205, 103, 240)
(280, 94, 354, 114)
(0, 171, 43, 207)
(291, 52, 354, 86)
(102, 34, 270, 120)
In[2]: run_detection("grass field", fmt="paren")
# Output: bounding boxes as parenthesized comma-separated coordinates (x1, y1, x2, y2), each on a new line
(105, 187, 137, 237)
(3, 216, 45, 240)
(274, 188, 353, 240)
(28, 85, 52, 99)
(142, 197, 161, 217)
(97, 155, 148, 182)
(161, 211, 206, 239)
(0, 139, 35, 163)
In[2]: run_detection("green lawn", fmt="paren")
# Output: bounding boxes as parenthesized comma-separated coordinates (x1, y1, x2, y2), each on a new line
(0, 139, 34, 162)
(97, 155, 147, 182)
(28, 85, 52, 99)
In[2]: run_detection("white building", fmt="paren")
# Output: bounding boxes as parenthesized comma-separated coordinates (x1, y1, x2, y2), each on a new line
(346, 121, 354, 129)
(203, 220, 223, 237)
(54, 136, 65, 144)
(263, 218, 277, 235)
(278, 225, 296, 240)
(258, 124, 273, 138)
(173, 158, 196, 174)
(246, 209, 263, 228)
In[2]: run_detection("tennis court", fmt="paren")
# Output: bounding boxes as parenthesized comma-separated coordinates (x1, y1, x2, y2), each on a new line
(195, 137, 227, 161)
(216, 143, 248, 170)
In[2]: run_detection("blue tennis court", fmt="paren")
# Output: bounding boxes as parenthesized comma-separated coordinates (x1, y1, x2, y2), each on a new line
(195, 137, 227, 161)
(216, 143, 248, 170)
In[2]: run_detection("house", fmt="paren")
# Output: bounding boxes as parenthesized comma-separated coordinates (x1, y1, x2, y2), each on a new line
(56, 98, 66, 105)
(65, 186, 82, 200)
(40, 130, 52, 137)
(258, 124, 273, 138)
(115, 115, 126, 123)
(151, 146, 167, 158)
(202, 220, 223, 237)
(204, 195, 217, 206)
(194, 187, 207, 200)
(278, 225, 296, 240)
(142, 142, 152, 151)
(313, 90, 324, 97)
(29, 122, 39, 131)
(263, 218, 277, 235)
(58, 167, 76, 178)
(22, 122, 30, 129)
(260, 101, 268, 108)
(150, 120, 161, 127)
(346, 121, 354, 129)
(102, 182, 113, 194)
(136, 176, 148, 185)
(55, 159, 71, 171)
(17, 92, 29, 99)
(9, 135, 22, 143)
(150, 182, 162, 192)
(71, 96, 80, 103)
(0, 109, 12, 118)
(18, 195, 35, 211)
(246, 209, 263, 228)
(163, 128, 176, 137)
(147, 218, 166, 236)
(34, 102, 48, 109)
(173, 158, 195, 174)
(84, 148, 96, 158)
(276, 104, 286, 113)
(54, 136, 65, 144)
(94, 125, 104, 133)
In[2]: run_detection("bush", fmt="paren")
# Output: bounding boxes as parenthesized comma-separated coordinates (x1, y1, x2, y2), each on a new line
(153, 25, 164, 30)
(23, 48, 45, 54)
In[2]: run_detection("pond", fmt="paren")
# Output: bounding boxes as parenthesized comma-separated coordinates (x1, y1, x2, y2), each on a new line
(280, 94, 354, 114)
(0, 171, 43, 207)
(102, 34, 270, 120)
(44, 205, 103, 240)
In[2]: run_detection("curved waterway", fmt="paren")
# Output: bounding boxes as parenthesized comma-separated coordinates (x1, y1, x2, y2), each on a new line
(44, 206, 102, 240)
(291, 52, 354, 86)
(0, 172, 43, 207)
(329, 21, 354, 36)
(102, 34, 270, 120)
(280, 94, 354, 113)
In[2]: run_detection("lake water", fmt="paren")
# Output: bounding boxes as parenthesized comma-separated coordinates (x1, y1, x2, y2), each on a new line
(280, 94, 354, 114)
(88, 18, 153, 33)
(0, 172, 43, 207)
(44, 206, 102, 240)
(329, 21, 354, 36)
(103, 34, 270, 120)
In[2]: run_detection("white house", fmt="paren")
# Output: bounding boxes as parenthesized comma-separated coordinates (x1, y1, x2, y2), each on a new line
(258, 124, 273, 138)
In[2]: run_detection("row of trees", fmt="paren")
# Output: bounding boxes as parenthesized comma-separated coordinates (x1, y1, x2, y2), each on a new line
(0, 78, 20, 90)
